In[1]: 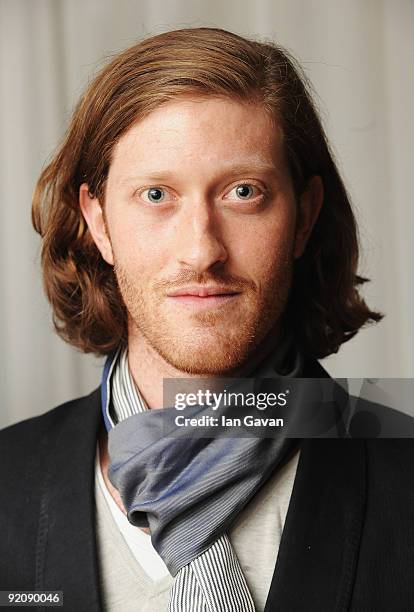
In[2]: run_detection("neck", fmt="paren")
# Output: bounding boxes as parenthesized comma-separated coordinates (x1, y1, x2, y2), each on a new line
(126, 321, 285, 410)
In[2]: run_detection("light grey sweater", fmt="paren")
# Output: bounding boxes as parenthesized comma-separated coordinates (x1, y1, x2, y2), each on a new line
(94, 446, 300, 612)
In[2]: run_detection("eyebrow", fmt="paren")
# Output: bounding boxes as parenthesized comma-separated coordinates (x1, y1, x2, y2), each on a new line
(117, 163, 278, 186)
(219, 162, 278, 175)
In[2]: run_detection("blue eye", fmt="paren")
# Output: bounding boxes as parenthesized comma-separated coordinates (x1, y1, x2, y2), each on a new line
(143, 187, 165, 203)
(223, 182, 265, 205)
(235, 184, 254, 199)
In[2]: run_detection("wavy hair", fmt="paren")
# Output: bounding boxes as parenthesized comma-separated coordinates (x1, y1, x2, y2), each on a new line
(32, 27, 383, 358)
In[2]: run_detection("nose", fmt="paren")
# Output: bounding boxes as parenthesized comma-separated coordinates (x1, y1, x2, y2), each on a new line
(175, 199, 228, 272)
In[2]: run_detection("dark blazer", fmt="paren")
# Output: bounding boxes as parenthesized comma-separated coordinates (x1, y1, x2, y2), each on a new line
(1, 357, 414, 611)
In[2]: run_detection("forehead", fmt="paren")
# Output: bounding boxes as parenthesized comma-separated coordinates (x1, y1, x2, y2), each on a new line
(109, 96, 285, 177)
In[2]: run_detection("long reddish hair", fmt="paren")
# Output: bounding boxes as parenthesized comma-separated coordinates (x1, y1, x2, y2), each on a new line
(32, 27, 383, 358)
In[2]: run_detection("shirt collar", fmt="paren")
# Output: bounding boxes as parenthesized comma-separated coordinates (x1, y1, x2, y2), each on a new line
(101, 345, 149, 432)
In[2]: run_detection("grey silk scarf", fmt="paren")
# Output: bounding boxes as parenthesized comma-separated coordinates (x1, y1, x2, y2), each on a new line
(103, 335, 303, 611)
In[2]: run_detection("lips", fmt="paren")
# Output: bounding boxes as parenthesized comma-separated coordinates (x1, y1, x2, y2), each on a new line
(167, 286, 240, 297)
(166, 286, 241, 310)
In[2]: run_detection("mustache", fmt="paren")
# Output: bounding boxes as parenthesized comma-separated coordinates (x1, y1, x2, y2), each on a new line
(153, 271, 256, 294)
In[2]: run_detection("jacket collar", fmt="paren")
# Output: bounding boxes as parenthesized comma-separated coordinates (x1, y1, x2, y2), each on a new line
(263, 356, 367, 611)
(264, 437, 366, 611)
(38, 387, 103, 611)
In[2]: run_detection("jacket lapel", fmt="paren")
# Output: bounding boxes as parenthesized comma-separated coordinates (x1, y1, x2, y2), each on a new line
(37, 387, 103, 611)
(264, 357, 367, 611)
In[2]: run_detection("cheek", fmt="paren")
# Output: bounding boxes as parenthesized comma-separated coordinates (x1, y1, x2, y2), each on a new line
(109, 215, 165, 274)
(231, 210, 296, 281)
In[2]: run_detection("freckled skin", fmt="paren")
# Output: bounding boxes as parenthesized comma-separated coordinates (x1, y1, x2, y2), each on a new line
(103, 97, 299, 376)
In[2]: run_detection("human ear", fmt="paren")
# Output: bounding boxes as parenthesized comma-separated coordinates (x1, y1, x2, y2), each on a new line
(293, 175, 324, 259)
(79, 183, 114, 265)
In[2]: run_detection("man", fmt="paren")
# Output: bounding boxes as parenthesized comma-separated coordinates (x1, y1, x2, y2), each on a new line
(1, 27, 413, 612)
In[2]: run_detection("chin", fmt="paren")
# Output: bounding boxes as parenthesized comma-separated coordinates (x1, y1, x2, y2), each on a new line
(130, 302, 281, 375)
(160, 350, 246, 376)
(153, 328, 258, 376)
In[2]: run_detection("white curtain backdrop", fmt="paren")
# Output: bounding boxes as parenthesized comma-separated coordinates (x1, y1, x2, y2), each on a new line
(0, 0, 413, 428)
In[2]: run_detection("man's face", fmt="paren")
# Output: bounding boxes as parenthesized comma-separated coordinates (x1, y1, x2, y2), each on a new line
(85, 97, 313, 375)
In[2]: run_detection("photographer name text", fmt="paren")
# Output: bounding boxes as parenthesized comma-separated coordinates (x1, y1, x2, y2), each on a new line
(175, 415, 284, 428)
